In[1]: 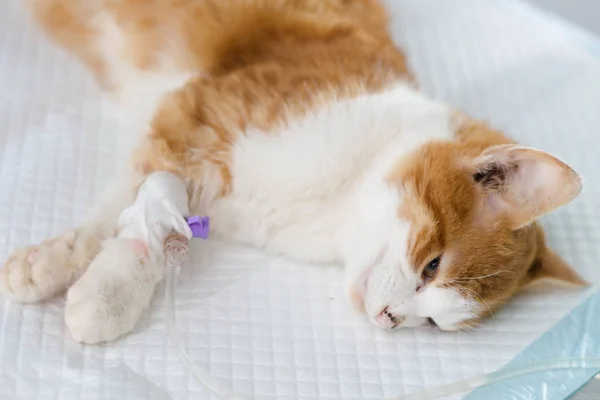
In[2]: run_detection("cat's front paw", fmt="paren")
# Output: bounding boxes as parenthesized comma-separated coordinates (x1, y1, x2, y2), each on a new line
(0, 231, 78, 302)
(64, 238, 160, 344)
(64, 279, 132, 344)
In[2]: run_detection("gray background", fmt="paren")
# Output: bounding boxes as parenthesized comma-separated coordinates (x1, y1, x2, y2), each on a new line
(528, 0, 600, 34)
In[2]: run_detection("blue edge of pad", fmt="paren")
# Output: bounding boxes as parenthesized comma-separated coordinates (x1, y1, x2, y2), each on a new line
(465, 289, 600, 400)
(464, 2, 600, 399)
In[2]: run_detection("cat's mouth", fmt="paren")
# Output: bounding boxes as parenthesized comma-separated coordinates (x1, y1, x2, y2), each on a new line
(426, 317, 438, 328)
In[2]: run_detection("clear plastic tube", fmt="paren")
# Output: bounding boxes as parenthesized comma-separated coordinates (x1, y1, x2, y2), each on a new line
(164, 235, 599, 400)
(164, 233, 246, 400)
(393, 358, 600, 400)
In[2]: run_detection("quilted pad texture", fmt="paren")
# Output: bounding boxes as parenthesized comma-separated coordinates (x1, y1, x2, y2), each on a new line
(1, 0, 599, 399)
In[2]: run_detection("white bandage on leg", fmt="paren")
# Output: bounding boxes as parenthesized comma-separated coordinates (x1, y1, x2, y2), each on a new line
(117, 171, 192, 256)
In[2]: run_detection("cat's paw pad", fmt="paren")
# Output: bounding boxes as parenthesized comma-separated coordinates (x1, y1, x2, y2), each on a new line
(0, 231, 76, 302)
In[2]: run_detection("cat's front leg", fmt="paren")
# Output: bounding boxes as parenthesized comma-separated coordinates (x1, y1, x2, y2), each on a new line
(0, 168, 142, 303)
(64, 171, 192, 344)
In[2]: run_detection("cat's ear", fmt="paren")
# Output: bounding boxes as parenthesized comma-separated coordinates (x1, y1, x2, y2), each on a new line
(469, 145, 581, 230)
(525, 246, 587, 288)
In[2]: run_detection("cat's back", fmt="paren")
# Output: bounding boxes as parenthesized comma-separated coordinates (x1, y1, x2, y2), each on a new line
(29, 0, 410, 89)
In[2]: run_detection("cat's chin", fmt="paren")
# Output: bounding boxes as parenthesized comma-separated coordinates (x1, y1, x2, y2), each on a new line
(346, 263, 375, 315)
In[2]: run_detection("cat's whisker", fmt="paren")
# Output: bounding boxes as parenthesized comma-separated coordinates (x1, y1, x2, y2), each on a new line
(451, 270, 510, 282)
(461, 285, 498, 327)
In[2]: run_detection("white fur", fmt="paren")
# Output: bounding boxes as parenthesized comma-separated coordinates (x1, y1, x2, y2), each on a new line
(93, 12, 200, 155)
(413, 287, 479, 330)
(65, 237, 165, 343)
(197, 85, 453, 261)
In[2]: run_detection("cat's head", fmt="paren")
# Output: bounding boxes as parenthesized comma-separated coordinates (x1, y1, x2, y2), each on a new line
(344, 139, 585, 331)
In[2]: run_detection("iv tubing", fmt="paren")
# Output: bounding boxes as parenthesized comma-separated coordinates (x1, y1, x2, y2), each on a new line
(164, 233, 245, 400)
(163, 234, 600, 400)
(393, 358, 600, 400)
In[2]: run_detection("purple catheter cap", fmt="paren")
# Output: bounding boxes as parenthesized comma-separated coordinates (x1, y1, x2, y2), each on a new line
(186, 216, 210, 239)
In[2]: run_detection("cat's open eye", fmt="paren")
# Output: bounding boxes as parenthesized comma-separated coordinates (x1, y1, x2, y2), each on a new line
(422, 256, 441, 281)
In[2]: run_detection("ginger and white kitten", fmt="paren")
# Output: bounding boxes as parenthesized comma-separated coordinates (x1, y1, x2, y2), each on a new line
(0, 0, 585, 343)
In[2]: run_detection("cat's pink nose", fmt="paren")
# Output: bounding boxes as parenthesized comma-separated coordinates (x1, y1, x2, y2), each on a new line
(373, 307, 400, 329)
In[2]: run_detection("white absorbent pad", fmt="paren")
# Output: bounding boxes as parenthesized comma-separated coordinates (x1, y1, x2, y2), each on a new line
(1, 0, 600, 399)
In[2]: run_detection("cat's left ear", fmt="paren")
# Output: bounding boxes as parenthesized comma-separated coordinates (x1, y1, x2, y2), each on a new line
(469, 145, 582, 230)
(525, 246, 587, 288)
